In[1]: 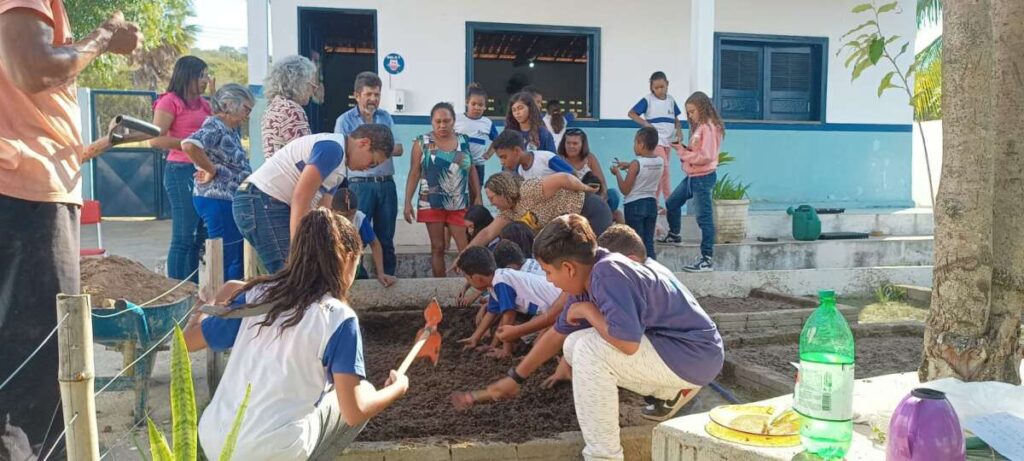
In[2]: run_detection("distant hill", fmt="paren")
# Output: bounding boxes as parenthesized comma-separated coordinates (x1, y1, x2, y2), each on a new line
(191, 47, 249, 87)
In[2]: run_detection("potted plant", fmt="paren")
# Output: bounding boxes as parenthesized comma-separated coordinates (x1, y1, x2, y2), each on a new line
(712, 152, 751, 243)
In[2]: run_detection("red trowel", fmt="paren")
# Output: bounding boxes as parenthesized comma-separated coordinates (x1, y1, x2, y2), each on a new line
(397, 298, 443, 375)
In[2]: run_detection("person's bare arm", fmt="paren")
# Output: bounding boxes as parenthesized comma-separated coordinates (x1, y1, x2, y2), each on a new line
(674, 118, 683, 144)
(469, 165, 482, 206)
(370, 240, 396, 287)
(181, 142, 218, 177)
(587, 155, 610, 199)
(143, 109, 186, 150)
(403, 141, 422, 224)
(566, 302, 640, 355)
(627, 110, 650, 128)
(183, 281, 247, 352)
(0, 10, 141, 94)
(459, 311, 496, 349)
(289, 167, 324, 239)
(334, 372, 408, 426)
(467, 215, 509, 249)
(541, 173, 598, 198)
(497, 292, 567, 342)
(614, 161, 640, 196)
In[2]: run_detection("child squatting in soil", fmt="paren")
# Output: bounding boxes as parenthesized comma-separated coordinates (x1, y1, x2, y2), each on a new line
(331, 187, 397, 287)
(456, 246, 568, 359)
(454, 214, 724, 461)
(183, 209, 409, 461)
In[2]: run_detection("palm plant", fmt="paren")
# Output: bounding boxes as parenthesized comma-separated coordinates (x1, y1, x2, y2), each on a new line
(914, 0, 942, 121)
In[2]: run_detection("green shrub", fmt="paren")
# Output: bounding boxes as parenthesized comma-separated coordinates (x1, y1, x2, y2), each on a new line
(712, 174, 751, 200)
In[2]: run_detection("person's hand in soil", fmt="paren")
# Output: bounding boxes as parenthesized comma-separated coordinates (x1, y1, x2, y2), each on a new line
(542, 357, 572, 389)
(457, 283, 472, 307)
(495, 324, 522, 343)
(474, 305, 486, 326)
(377, 273, 397, 288)
(487, 376, 521, 401)
(486, 347, 511, 359)
(458, 336, 480, 350)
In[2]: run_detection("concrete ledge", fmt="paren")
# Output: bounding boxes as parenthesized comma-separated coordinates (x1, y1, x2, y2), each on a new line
(341, 426, 653, 461)
(375, 236, 933, 277)
(652, 373, 922, 461)
(347, 267, 933, 310)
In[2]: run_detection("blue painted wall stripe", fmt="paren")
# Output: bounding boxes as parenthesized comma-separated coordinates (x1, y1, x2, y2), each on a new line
(391, 115, 912, 133)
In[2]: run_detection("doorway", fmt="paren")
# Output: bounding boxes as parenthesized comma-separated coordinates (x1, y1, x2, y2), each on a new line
(298, 8, 377, 133)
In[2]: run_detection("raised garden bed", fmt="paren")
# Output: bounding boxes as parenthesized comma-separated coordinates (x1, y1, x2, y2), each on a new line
(700, 289, 860, 335)
(721, 322, 925, 396)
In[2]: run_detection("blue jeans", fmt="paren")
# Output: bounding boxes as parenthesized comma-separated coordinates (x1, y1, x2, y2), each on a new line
(666, 171, 716, 257)
(164, 162, 206, 282)
(349, 179, 398, 275)
(194, 196, 244, 280)
(606, 189, 622, 211)
(232, 185, 291, 273)
(623, 197, 658, 260)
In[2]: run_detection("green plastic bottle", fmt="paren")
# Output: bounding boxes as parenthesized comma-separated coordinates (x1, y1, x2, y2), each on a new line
(794, 290, 855, 459)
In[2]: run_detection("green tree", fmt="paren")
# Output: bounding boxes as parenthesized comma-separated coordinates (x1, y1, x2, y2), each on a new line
(66, 0, 198, 90)
(914, 0, 942, 121)
(192, 47, 249, 87)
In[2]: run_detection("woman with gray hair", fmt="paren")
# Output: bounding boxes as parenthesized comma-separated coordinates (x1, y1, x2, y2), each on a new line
(261, 55, 318, 157)
(181, 83, 254, 280)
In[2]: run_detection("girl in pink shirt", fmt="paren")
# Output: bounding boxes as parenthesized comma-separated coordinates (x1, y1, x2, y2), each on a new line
(661, 92, 726, 272)
(153, 56, 213, 282)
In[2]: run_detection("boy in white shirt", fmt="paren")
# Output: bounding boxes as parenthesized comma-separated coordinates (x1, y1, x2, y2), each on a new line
(491, 130, 574, 180)
(611, 127, 665, 260)
(456, 246, 566, 359)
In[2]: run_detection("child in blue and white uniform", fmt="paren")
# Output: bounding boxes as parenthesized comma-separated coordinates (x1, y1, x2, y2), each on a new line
(456, 246, 566, 359)
(184, 209, 409, 461)
(332, 188, 397, 287)
(455, 83, 498, 187)
(628, 71, 682, 204)
(491, 130, 574, 180)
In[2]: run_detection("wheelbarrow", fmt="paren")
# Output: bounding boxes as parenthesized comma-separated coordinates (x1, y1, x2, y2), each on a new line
(92, 296, 195, 423)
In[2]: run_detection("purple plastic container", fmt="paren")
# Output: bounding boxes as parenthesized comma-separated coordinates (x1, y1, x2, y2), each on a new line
(886, 388, 966, 461)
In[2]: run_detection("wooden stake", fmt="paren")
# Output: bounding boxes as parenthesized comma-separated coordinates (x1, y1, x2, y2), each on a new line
(243, 240, 259, 279)
(56, 294, 100, 461)
(200, 238, 227, 396)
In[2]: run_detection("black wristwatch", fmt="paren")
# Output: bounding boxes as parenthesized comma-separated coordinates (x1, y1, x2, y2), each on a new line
(507, 367, 527, 385)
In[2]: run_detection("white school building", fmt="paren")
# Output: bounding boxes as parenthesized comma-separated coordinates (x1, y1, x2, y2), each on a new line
(241, 0, 917, 211)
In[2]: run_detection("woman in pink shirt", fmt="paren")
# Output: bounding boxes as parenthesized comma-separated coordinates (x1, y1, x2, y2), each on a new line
(152, 56, 213, 282)
(661, 91, 725, 273)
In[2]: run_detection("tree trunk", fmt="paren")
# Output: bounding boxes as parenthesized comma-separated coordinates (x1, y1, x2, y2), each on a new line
(986, 0, 1024, 383)
(919, 0, 998, 382)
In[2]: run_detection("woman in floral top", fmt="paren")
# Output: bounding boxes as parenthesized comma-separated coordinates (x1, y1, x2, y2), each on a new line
(404, 102, 481, 277)
(181, 84, 255, 280)
(260, 55, 318, 158)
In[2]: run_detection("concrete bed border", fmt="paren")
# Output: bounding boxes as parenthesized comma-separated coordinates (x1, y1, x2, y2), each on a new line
(710, 289, 861, 335)
(340, 425, 654, 461)
(721, 322, 926, 396)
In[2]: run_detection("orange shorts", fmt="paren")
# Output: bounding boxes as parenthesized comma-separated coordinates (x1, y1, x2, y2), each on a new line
(417, 208, 468, 226)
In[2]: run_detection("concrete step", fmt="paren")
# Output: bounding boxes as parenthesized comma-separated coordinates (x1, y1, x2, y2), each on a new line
(385, 208, 934, 247)
(679, 207, 933, 241)
(348, 266, 934, 309)
(372, 236, 934, 278)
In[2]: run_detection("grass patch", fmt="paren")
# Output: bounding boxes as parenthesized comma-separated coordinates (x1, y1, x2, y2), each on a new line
(840, 297, 929, 324)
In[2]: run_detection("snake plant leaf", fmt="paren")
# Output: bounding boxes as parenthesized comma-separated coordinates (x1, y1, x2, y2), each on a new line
(218, 383, 253, 461)
(147, 418, 173, 461)
(170, 326, 197, 461)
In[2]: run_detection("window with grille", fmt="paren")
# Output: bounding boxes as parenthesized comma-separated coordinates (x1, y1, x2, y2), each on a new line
(714, 34, 827, 122)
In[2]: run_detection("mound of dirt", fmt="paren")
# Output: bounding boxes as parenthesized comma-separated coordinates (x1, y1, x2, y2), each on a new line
(359, 307, 649, 443)
(81, 255, 197, 307)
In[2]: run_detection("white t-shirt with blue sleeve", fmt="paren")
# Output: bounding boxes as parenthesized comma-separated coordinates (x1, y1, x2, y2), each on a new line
(486, 268, 562, 316)
(455, 112, 498, 165)
(518, 150, 575, 180)
(245, 133, 349, 205)
(352, 210, 377, 246)
(631, 94, 682, 146)
(197, 285, 365, 461)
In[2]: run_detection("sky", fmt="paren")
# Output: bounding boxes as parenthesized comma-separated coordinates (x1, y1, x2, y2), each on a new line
(186, 1, 942, 53)
(188, 0, 248, 50)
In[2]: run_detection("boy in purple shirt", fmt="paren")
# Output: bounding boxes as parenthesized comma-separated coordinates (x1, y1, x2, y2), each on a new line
(453, 215, 722, 461)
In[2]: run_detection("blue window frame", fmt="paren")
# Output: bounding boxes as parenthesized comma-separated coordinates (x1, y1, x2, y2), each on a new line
(714, 33, 828, 122)
(466, 22, 601, 119)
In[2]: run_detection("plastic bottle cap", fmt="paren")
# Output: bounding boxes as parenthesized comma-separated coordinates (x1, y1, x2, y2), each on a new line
(910, 388, 947, 400)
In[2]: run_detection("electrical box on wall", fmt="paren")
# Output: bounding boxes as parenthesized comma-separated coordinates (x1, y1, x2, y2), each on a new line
(390, 89, 406, 112)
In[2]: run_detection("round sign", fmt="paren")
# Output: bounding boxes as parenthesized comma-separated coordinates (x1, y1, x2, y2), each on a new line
(383, 53, 405, 75)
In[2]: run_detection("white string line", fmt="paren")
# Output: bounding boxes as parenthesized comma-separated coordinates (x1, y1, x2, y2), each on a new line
(40, 412, 78, 461)
(98, 409, 151, 460)
(0, 313, 70, 393)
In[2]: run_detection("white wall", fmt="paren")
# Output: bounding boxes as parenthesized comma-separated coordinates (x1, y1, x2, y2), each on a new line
(271, 0, 692, 117)
(715, 0, 916, 124)
(269, 0, 915, 124)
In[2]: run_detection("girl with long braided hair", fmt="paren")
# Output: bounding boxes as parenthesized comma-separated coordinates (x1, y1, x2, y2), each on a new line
(184, 208, 409, 461)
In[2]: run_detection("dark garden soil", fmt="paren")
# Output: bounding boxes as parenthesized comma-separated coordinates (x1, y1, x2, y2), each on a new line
(81, 255, 196, 307)
(697, 296, 806, 314)
(729, 335, 923, 379)
(359, 308, 649, 443)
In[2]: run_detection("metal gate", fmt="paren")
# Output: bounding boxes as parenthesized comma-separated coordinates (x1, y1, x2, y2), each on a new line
(88, 89, 170, 218)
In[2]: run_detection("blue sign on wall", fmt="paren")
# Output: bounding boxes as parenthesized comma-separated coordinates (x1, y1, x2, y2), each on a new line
(383, 53, 405, 75)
